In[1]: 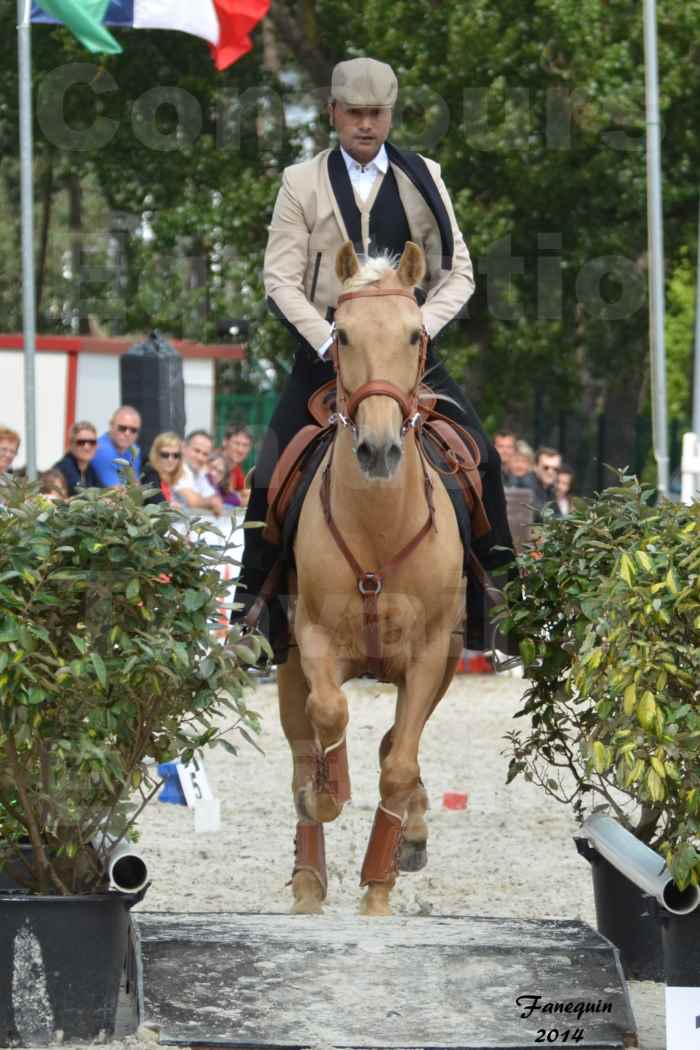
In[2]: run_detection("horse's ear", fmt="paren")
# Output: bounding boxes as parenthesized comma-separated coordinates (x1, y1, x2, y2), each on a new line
(336, 241, 360, 284)
(397, 242, 426, 288)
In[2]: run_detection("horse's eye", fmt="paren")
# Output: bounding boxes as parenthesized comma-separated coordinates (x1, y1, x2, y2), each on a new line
(337, 329, 349, 346)
(410, 330, 421, 345)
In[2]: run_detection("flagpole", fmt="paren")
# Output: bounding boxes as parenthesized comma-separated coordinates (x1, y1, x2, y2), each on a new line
(17, 0, 38, 480)
(643, 0, 669, 498)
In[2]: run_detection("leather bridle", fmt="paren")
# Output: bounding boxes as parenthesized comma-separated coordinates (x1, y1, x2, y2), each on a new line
(321, 286, 434, 680)
(329, 287, 429, 435)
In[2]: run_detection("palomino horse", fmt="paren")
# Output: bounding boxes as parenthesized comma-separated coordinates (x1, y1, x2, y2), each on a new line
(277, 241, 465, 916)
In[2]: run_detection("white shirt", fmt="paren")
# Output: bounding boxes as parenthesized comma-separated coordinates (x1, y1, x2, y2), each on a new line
(340, 144, 389, 203)
(175, 463, 216, 500)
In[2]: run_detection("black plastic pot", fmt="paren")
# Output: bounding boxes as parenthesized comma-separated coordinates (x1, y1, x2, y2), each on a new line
(657, 906, 700, 987)
(0, 890, 141, 1046)
(576, 838, 665, 982)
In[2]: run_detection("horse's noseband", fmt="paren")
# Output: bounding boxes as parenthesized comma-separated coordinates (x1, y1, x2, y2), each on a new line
(330, 287, 428, 434)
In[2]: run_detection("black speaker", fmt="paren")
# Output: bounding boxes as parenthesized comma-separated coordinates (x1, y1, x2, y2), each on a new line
(120, 331, 186, 464)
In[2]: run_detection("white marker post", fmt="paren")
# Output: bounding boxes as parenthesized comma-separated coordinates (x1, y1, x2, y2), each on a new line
(666, 987, 700, 1049)
(176, 755, 221, 833)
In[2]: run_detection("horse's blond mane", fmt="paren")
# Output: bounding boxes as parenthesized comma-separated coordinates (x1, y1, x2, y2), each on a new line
(343, 252, 399, 291)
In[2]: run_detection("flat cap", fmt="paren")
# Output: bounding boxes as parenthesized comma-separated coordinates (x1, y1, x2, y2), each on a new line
(330, 58, 398, 108)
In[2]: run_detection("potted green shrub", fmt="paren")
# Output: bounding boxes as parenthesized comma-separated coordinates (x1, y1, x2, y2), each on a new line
(499, 473, 700, 979)
(0, 477, 262, 1044)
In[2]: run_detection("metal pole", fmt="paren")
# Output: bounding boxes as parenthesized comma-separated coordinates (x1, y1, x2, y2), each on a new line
(643, 0, 669, 497)
(693, 197, 700, 435)
(17, 0, 38, 480)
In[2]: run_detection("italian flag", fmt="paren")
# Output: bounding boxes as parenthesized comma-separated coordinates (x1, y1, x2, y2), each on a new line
(31, 0, 270, 70)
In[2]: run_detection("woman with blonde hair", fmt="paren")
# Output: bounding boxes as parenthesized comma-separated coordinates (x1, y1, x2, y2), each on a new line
(142, 432, 185, 504)
(53, 420, 99, 495)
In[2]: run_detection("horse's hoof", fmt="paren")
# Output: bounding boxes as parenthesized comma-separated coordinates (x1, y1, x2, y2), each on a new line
(291, 897, 323, 915)
(360, 891, 392, 917)
(399, 839, 428, 872)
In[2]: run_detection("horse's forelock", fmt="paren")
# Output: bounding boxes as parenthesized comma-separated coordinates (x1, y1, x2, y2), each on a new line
(342, 253, 399, 291)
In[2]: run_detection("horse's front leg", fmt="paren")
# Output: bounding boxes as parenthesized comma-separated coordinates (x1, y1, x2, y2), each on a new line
(277, 648, 328, 914)
(296, 623, 352, 824)
(360, 648, 452, 917)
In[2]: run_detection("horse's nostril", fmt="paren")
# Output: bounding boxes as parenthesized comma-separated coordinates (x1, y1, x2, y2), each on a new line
(356, 441, 374, 471)
(386, 443, 402, 473)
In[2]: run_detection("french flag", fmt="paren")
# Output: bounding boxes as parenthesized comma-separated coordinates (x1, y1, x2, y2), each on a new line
(31, 0, 270, 70)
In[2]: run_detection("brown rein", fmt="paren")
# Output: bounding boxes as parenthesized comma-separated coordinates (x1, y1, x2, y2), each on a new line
(322, 285, 434, 680)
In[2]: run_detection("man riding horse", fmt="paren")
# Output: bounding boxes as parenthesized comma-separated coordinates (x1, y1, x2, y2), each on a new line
(234, 57, 516, 659)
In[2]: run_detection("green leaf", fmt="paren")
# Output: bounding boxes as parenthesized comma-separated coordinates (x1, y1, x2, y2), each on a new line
(90, 651, 107, 689)
(646, 767, 665, 803)
(184, 589, 209, 612)
(0, 620, 19, 643)
(518, 637, 536, 667)
(623, 683, 637, 716)
(650, 756, 667, 779)
(637, 691, 657, 730)
(591, 740, 609, 774)
(620, 553, 636, 585)
(126, 578, 140, 601)
(238, 726, 265, 755)
(70, 633, 87, 655)
(635, 550, 652, 571)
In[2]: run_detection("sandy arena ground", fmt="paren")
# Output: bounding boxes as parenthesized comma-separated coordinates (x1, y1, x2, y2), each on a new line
(65, 671, 665, 1050)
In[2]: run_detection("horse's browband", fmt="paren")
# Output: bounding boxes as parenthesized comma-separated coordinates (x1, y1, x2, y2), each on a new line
(336, 287, 419, 306)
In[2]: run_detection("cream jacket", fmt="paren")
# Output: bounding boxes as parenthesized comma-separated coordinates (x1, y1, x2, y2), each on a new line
(263, 147, 475, 353)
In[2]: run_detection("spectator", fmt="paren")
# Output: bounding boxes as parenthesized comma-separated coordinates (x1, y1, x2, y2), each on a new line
(92, 406, 142, 487)
(53, 421, 100, 495)
(208, 452, 241, 507)
(0, 427, 20, 476)
(556, 462, 575, 517)
(176, 430, 224, 516)
(510, 440, 536, 490)
(533, 446, 562, 519)
(221, 422, 252, 507)
(38, 469, 69, 501)
(142, 432, 185, 505)
(494, 430, 517, 485)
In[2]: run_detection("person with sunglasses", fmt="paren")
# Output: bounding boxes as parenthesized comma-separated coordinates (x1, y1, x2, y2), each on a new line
(92, 406, 142, 487)
(533, 446, 563, 521)
(53, 421, 101, 495)
(141, 432, 185, 504)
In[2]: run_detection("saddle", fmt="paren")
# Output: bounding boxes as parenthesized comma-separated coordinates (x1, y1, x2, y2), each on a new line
(263, 380, 490, 552)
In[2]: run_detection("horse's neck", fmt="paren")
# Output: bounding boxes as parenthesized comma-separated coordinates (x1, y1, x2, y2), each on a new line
(330, 428, 426, 536)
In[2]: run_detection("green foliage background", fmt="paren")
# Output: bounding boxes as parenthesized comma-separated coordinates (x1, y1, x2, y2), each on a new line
(1, 0, 699, 486)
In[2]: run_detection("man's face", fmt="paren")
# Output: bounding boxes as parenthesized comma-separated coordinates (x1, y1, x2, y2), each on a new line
(328, 102, 392, 165)
(494, 435, 516, 469)
(185, 435, 213, 472)
(0, 439, 19, 472)
(535, 453, 561, 486)
(109, 410, 141, 452)
(224, 432, 252, 466)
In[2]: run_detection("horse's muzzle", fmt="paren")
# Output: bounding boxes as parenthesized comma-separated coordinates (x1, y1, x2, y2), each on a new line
(355, 437, 403, 479)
